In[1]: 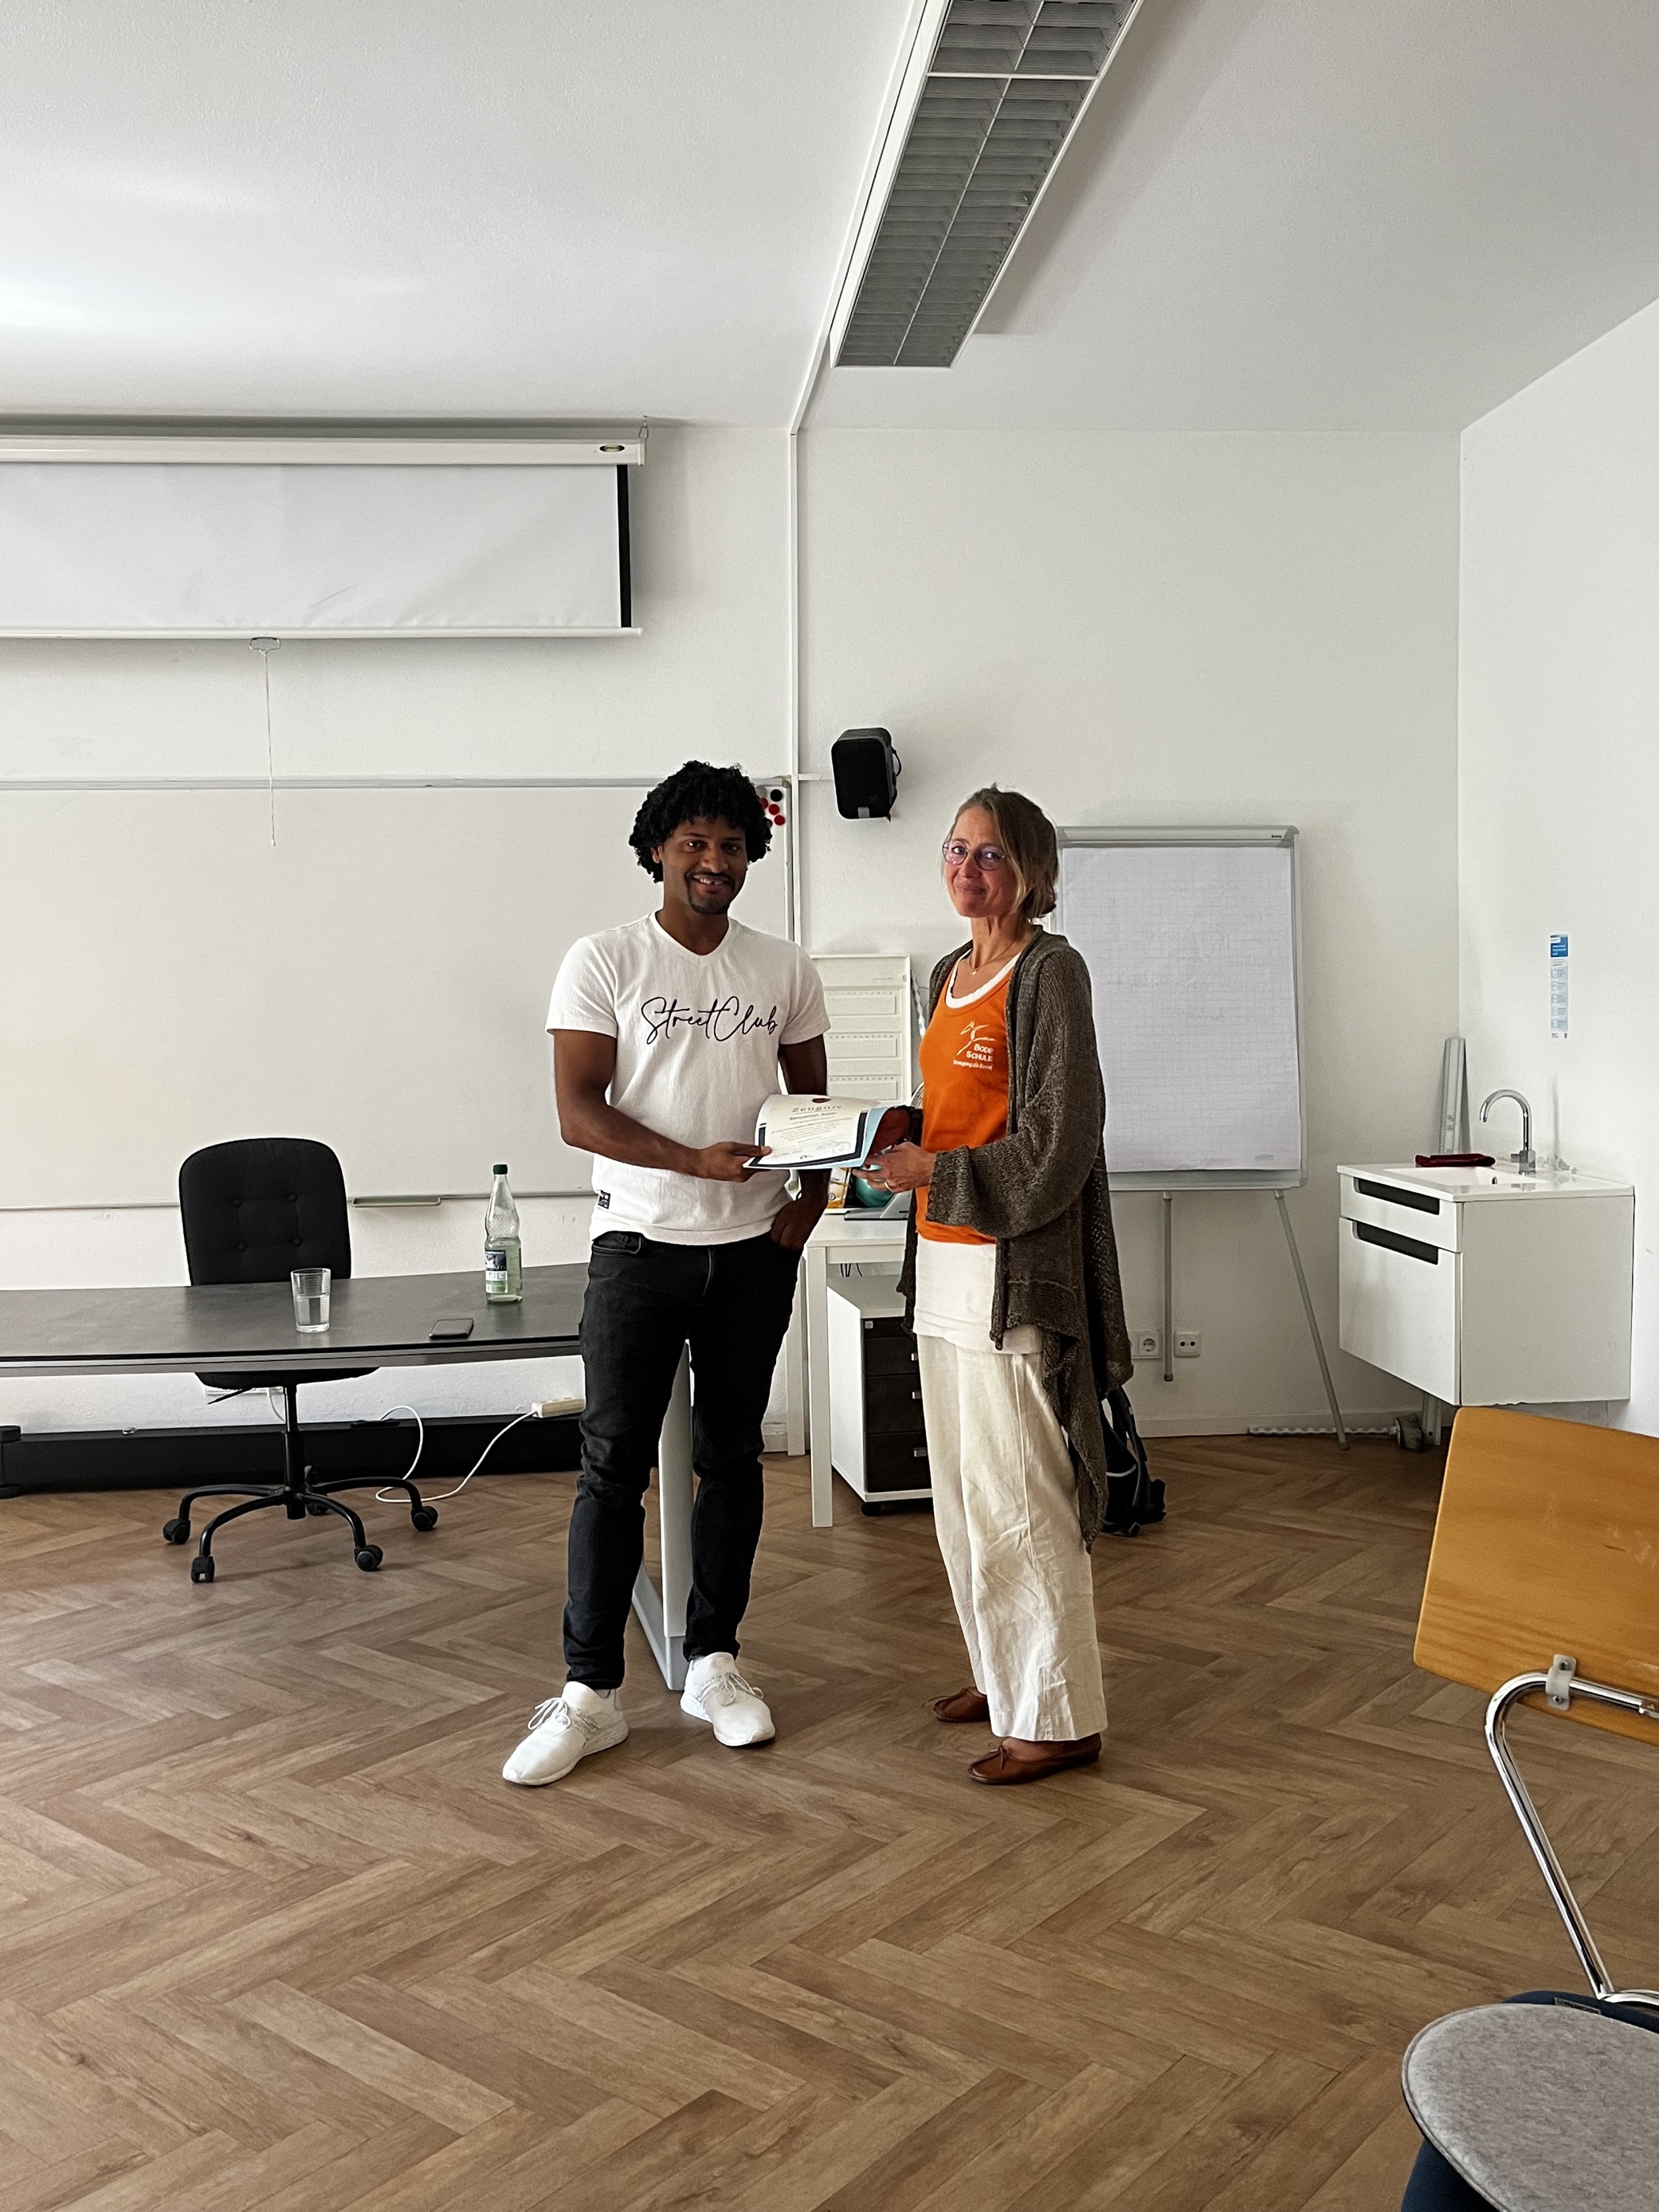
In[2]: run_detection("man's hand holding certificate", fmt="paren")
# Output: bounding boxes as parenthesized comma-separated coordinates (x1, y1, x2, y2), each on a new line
(749, 1095, 911, 1172)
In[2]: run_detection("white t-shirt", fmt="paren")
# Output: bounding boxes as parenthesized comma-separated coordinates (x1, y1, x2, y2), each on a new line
(547, 912, 829, 1246)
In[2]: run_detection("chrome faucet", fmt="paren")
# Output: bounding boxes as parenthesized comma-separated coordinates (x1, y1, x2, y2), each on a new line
(1480, 1088, 1536, 1175)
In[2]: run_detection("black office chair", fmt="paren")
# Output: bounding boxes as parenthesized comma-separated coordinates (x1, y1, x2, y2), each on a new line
(162, 1137, 436, 1582)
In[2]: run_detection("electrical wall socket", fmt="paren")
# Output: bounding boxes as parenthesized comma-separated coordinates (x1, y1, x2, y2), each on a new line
(1174, 1332, 1202, 1359)
(1134, 1330, 1161, 1360)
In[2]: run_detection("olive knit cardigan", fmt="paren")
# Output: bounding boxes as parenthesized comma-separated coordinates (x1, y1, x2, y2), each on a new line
(897, 928, 1134, 1543)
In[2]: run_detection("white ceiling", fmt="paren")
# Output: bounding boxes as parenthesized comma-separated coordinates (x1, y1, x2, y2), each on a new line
(814, 0, 1659, 432)
(0, 0, 911, 426)
(3, 1, 1659, 433)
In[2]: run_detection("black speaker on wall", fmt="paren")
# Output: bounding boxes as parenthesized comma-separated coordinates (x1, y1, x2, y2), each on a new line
(831, 728, 901, 819)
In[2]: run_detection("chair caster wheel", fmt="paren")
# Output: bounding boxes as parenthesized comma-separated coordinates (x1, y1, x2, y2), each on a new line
(190, 1555, 215, 1583)
(410, 1507, 438, 1532)
(304, 1500, 330, 1516)
(355, 1545, 382, 1572)
(163, 1516, 190, 1544)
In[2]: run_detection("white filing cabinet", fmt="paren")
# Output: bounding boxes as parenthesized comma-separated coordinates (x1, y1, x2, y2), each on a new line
(826, 1270, 931, 1509)
(813, 954, 916, 1106)
(1337, 1163, 1634, 1405)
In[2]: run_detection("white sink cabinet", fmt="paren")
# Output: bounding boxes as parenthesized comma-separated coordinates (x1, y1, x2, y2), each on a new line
(1337, 1163, 1634, 1406)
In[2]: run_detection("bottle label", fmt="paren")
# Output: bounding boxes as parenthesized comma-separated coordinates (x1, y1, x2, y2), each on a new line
(1550, 933, 1568, 1039)
(484, 1247, 508, 1292)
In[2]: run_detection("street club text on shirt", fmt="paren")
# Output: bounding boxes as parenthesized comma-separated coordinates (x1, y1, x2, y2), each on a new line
(639, 994, 784, 1049)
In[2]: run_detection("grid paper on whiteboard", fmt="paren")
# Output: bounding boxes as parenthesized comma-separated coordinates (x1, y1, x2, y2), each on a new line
(1059, 841, 1301, 1178)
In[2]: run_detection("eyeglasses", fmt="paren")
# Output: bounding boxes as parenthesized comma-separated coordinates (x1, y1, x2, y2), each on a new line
(941, 840, 1007, 871)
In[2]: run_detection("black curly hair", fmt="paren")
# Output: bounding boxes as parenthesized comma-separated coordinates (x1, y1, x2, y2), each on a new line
(629, 760, 772, 881)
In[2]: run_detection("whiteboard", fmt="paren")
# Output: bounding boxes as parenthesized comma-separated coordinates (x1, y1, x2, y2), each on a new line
(0, 786, 785, 1208)
(0, 464, 629, 636)
(1057, 829, 1304, 1189)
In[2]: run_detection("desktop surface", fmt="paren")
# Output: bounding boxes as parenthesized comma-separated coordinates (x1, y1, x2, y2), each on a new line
(0, 1263, 587, 1377)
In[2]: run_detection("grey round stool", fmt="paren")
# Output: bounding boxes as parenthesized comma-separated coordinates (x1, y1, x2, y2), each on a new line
(1403, 2002, 1659, 2212)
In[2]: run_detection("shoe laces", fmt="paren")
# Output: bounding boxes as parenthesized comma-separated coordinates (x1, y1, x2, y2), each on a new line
(525, 1695, 601, 1740)
(702, 1666, 763, 1708)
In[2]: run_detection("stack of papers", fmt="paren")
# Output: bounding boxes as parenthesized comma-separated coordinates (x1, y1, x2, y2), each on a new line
(748, 1094, 893, 1172)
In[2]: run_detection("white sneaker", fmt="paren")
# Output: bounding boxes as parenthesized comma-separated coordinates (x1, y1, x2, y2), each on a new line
(680, 1653, 775, 1747)
(501, 1681, 627, 1786)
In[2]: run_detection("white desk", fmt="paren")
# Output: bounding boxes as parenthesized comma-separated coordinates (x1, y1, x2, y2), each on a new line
(633, 1349, 692, 1689)
(803, 1211, 908, 1526)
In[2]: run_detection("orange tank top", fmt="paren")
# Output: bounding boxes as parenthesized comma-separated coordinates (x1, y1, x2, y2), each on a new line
(916, 955, 1017, 1245)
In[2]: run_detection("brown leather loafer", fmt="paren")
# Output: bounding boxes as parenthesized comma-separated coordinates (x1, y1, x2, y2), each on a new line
(969, 1735, 1101, 1786)
(933, 1686, 991, 1724)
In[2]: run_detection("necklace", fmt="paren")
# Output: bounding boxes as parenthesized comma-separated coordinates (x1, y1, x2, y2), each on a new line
(959, 933, 1030, 982)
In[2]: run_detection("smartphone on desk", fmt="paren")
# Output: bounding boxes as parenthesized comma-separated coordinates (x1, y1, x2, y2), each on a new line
(429, 1316, 475, 1341)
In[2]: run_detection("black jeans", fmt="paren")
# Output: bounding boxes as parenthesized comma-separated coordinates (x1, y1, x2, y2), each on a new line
(563, 1227, 802, 1689)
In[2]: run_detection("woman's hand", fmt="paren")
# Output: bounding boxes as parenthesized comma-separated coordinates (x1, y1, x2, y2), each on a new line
(866, 1140, 935, 1194)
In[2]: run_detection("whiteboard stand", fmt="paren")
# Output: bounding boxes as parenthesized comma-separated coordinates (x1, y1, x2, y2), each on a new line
(1161, 1194, 1175, 1383)
(629, 1350, 692, 1690)
(1273, 1191, 1347, 1448)
(1061, 826, 1347, 1448)
(1156, 1188, 1346, 1444)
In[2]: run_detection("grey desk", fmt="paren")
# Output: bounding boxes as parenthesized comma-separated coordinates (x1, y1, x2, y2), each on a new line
(0, 1264, 694, 1688)
(0, 1265, 586, 1377)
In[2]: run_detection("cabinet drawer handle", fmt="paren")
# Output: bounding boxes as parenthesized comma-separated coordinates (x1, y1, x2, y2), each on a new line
(912, 1445, 928, 1460)
(1355, 1220, 1439, 1265)
(1355, 1175, 1441, 1216)
(911, 1389, 922, 1402)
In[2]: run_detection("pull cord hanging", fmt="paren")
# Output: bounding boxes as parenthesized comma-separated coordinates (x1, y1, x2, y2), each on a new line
(250, 636, 280, 846)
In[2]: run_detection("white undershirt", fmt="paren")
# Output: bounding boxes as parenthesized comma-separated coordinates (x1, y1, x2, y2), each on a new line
(913, 1240, 1041, 1356)
(943, 951, 1022, 1007)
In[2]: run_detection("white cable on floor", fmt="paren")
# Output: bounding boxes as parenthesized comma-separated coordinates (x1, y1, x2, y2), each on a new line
(374, 1405, 539, 1506)
(373, 1403, 424, 1503)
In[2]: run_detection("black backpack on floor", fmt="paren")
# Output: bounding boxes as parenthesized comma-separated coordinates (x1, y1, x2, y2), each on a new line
(1100, 1386, 1164, 1538)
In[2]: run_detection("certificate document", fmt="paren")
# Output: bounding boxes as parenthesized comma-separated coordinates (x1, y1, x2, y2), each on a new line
(749, 1093, 892, 1171)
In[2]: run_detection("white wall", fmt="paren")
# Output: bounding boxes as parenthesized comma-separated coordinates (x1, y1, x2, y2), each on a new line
(1461, 297, 1659, 1433)
(798, 429, 1461, 1432)
(0, 426, 789, 1434)
(2, 422, 1466, 1445)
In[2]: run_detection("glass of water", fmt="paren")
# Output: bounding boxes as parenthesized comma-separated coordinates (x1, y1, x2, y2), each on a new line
(291, 1268, 331, 1332)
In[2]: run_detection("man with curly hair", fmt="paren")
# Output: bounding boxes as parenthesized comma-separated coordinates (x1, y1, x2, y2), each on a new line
(503, 761, 830, 1786)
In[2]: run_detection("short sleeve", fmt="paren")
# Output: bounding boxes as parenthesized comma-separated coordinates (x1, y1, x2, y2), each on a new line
(547, 935, 618, 1037)
(780, 948, 829, 1047)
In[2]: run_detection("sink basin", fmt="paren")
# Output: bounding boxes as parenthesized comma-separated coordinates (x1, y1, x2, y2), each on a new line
(1340, 1163, 1633, 1202)
(1389, 1167, 1558, 1195)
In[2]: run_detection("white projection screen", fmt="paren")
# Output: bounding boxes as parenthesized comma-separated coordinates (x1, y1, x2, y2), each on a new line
(0, 462, 631, 636)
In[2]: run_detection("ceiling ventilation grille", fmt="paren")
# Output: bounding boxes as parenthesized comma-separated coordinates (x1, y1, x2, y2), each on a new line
(837, 0, 1135, 370)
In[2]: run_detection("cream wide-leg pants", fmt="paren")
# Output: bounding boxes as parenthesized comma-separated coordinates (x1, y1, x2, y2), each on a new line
(916, 1333, 1108, 1743)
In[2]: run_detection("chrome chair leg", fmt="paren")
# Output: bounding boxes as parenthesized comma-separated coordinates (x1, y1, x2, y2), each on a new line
(1486, 1667, 1659, 2013)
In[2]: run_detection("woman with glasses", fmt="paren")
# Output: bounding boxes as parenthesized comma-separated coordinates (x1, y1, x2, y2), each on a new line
(866, 786, 1132, 1785)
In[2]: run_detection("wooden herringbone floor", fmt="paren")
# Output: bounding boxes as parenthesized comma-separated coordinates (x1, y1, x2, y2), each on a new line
(4, 1437, 1657, 2212)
